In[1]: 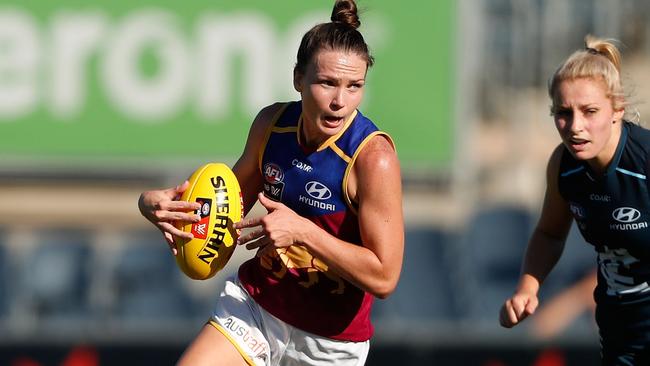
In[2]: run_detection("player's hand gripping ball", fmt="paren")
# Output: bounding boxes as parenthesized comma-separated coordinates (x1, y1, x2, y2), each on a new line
(173, 163, 243, 280)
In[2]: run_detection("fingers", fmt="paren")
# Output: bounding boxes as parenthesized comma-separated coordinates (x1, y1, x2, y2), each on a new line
(499, 300, 519, 328)
(257, 192, 280, 211)
(152, 198, 200, 222)
(524, 297, 539, 317)
(142, 187, 200, 224)
(245, 236, 270, 253)
(499, 295, 537, 328)
(255, 240, 277, 258)
(512, 295, 537, 321)
(169, 180, 190, 200)
(235, 222, 272, 257)
(163, 232, 178, 256)
(160, 200, 201, 212)
(233, 216, 262, 230)
(237, 228, 266, 245)
(143, 181, 200, 257)
(156, 210, 200, 224)
(159, 221, 193, 240)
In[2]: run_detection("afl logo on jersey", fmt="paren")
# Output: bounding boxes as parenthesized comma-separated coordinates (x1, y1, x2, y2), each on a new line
(569, 202, 586, 220)
(612, 207, 641, 223)
(264, 163, 284, 184)
(305, 181, 331, 200)
(263, 163, 285, 201)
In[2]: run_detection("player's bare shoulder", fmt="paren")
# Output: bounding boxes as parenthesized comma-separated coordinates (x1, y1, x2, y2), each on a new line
(349, 134, 400, 202)
(249, 102, 286, 136)
(355, 134, 399, 173)
(546, 143, 566, 183)
(241, 102, 287, 157)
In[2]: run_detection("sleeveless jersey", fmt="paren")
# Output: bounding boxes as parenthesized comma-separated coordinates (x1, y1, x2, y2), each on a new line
(558, 121, 650, 305)
(238, 101, 391, 341)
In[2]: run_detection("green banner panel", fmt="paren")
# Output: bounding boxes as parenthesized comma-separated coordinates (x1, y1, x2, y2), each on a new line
(0, 1, 454, 171)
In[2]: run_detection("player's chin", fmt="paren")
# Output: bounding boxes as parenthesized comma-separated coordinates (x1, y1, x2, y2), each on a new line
(570, 150, 596, 161)
(563, 141, 594, 160)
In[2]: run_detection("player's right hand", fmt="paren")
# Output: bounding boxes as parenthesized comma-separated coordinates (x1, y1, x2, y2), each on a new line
(138, 181, 201, 254)
(499, 292, 538, 328)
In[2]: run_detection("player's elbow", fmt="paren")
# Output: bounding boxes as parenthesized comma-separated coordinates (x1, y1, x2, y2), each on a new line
(373, 289, 393, 300)
(367, 260, 402, 299)
(370, 277, 399, 299)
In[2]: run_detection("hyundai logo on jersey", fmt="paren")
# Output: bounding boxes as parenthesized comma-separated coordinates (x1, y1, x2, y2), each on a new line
(305, 181, 332, 200)
(610, 206, 648, 231)
(612, 207, 642, 223)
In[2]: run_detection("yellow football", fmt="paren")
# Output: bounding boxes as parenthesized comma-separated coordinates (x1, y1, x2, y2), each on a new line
(173, 163, 243, 280)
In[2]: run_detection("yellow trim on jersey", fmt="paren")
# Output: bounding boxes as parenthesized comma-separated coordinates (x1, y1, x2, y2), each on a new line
(297, 110, 358, 152)
(296, 114, 303, 146)
(271, 126, 298, 133)
(342, 131, 395, 215)
(258, 103, 290, 172)
(329, 143, 352, 163)
(208, 320, 257, 366)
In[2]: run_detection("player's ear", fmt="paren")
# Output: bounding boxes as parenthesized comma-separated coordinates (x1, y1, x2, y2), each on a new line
(293, 68, 303, 93)
(613, 107, 624, 123)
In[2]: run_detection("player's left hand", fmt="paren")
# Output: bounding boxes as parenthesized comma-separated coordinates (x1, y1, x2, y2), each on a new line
(138, 181, 201, 255)
(234, 192, 311, 257)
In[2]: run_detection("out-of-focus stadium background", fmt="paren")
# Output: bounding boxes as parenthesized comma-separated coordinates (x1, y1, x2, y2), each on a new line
(1, 0, 650, 364)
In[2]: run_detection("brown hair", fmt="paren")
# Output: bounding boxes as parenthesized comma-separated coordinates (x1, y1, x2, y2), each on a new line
(549, 35, 626, 113)
(295, 0, 374, 75)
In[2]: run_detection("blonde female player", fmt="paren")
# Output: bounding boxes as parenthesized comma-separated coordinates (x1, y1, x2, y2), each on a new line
(138, 0, 404, 365)
(500, 35, 650, 365)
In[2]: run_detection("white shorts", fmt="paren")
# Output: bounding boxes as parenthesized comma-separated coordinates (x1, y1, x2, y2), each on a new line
(209, 276, 370, 366)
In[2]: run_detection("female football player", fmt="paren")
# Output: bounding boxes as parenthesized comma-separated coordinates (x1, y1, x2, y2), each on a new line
(499, 35, 650, 364)
(138, 1, 404, 364)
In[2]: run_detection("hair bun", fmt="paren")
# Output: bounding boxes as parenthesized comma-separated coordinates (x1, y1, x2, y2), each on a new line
(331, 0, 360, 29)
(584, 34, 621, 72)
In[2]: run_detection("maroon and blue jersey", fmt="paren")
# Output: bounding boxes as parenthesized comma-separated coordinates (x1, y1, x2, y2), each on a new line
(238, 101, 392, 342)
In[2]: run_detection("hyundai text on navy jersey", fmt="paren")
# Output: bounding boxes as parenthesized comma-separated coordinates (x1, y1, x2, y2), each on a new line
(558, 121, 650, 304)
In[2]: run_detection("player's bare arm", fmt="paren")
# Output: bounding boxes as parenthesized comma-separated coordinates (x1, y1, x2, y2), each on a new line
(500, 144, 574, 327)
(520, 144, 574, 291)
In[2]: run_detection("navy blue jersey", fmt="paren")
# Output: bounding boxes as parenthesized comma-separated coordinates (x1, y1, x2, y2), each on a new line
(558, 121, 650, 305)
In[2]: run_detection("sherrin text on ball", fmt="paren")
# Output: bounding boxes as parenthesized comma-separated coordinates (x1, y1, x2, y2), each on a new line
(174, 163, 243, 280)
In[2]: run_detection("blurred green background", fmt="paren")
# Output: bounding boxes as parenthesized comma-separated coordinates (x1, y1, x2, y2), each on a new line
(0, 1, 454, 171)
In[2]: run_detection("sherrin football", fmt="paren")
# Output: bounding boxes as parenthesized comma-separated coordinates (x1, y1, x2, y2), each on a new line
(174, 163, 243, 280)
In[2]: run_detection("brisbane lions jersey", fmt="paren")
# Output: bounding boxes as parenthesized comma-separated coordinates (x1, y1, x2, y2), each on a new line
(238, 101, 392, 341)
(558, 121, 650, 305)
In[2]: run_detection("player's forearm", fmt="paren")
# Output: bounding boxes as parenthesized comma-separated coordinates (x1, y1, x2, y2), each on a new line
(518, 228, 566, 293)
(300, 225, 398, 299)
